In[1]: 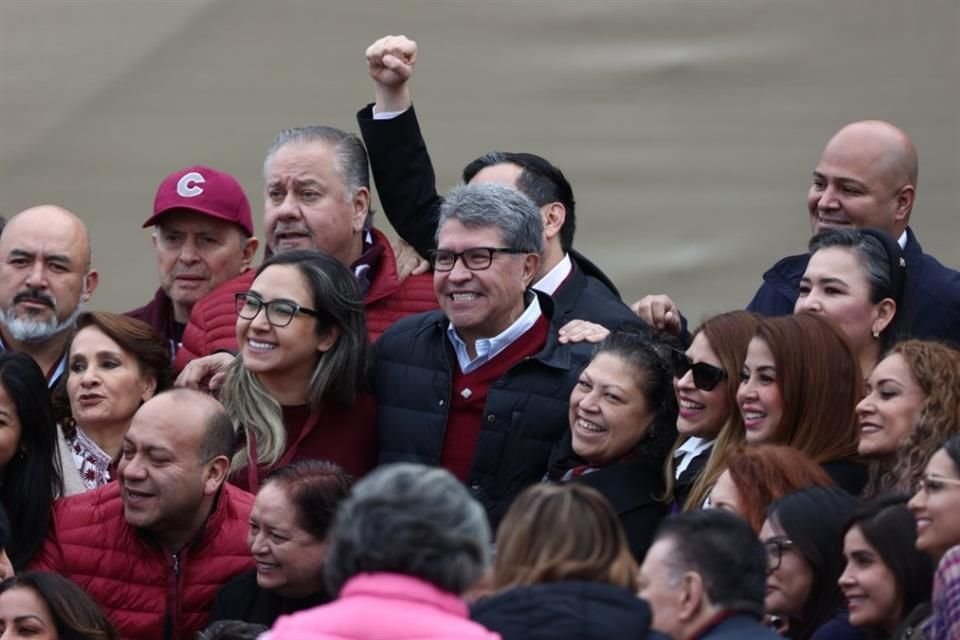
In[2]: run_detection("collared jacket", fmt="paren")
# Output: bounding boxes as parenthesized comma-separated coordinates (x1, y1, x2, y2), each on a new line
(373, 291, 594, 526)
(125, 287, 181, 358)
(746, 227, 960, 346)
(175, 228, 437, 370)
(269, 573, 500, 640)
(356, 103, 642, 331)
(32, 481, 254, 640)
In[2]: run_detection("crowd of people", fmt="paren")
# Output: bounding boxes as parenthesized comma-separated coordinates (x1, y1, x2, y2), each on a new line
(0, 33, 959, 640)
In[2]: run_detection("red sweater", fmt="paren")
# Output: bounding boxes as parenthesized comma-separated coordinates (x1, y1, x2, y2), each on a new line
(441, 316, 550, 481)
(231, 392, 379, 493)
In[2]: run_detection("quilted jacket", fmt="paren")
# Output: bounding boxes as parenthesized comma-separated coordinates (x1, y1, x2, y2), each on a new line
(32, 481, 255, 640)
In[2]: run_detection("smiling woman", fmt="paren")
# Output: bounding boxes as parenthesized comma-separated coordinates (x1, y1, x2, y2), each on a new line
(545, 327, 678, 560)
(0, 571, 118, 640)
(208, 460, 351, 629)
(221, 250, 378, 492)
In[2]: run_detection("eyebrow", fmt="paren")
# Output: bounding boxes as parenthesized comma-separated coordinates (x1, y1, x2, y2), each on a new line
(13, 614, 47, 624)
(9, 248, 73, 266)
(811, 276, 850, 287)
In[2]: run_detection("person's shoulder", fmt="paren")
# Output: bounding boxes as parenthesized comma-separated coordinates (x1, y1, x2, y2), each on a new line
(53, 481, 123, 523)
(378, 308, 445, 343)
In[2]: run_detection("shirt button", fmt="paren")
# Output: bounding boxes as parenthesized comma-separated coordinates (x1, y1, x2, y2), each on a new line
(486, 414, 496, 423)
(438, 400, 445, 407)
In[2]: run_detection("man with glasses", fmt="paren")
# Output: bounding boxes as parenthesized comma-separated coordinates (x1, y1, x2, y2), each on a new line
(639, 509, 781, 639)
(358, 35, 641, 331)
(127, 165, 259, 357)
(374, 183, 595, 526)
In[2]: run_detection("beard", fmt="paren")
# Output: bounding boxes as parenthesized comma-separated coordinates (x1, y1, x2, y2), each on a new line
(0, 288, 83, 343)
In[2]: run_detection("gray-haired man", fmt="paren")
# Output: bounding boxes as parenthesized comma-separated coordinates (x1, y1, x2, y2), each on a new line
(374, 183, 595, 526)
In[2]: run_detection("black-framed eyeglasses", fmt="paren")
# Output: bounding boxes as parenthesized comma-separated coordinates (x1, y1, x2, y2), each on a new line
(764, 537, 796, 573)
(916, 475, 960, 495)
(430, 247, 527, 272)
(235, 292, 320, 327)
(670, 348, 727, 391)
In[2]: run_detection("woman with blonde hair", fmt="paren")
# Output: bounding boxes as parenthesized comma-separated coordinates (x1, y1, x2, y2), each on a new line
(470, 483, 660, 640)
(669, 311, 761, 509)
(859, 339, 960, 497)
(221, 250, 377, 492)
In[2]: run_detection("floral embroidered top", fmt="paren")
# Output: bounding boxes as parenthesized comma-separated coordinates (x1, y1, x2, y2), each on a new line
(66, 428, 113, 491)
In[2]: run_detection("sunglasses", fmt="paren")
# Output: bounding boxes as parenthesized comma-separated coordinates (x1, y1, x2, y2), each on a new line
(670, 348, 727, 391)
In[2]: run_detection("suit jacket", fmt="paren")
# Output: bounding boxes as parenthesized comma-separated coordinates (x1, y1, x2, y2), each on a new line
(356, 104, 642, 331)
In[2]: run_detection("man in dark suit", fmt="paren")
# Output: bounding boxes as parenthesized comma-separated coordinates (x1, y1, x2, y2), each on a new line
(639, 510, 782, 639)
(356, 35, 641, 332)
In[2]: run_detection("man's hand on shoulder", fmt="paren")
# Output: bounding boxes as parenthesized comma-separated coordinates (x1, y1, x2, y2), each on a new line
(392, 237, 431, 280)
(366, 34, 417, 113)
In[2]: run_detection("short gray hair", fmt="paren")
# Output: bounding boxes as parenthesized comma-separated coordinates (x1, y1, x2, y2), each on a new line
(436, 183, 544, 255)
(323, 463, 492, 596)
(263, 125, 370, 200)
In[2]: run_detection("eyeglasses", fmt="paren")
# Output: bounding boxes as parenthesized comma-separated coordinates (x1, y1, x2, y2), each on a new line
(916, 475, 960, 495)
(670, 348, 727, 391)
(430, 247, 527, 272)
(764, 537, 797, 573)
(235, 293, 321, 328)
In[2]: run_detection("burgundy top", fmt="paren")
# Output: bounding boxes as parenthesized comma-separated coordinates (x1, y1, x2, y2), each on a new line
(230, 391, 378, 492)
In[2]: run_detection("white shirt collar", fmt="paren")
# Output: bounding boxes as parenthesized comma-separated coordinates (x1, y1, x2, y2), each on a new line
(897, 230, 907, 249)
(446, 294, 542, 373)
(674, 437, 714, 478)
(532, 253, 573, 296)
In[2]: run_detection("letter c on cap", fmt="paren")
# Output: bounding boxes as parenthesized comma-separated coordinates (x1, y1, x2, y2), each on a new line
(177, 172, 206, 198)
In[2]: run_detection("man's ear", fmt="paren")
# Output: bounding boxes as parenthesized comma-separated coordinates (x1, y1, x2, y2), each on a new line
(541, 202, 566, 242)
(203, 455, 231, 496)
(81, 270, 100, 303)
(521, 252, 541, 286)
(351, 187, 371, 234)
(676, 571, 706, 622)
(893, 184, 915, 228)
(240, 236, 260, 271)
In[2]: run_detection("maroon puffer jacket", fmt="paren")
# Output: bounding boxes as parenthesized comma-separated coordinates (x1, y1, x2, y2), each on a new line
(32, 482, 255, 640)
(175, 228, 436, 371)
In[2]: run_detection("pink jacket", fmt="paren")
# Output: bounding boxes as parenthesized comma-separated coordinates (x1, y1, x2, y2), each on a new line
(268, 573, 500, 640)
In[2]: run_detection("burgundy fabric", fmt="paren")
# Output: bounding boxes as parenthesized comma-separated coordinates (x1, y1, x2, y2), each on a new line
(31, 482, 255, 640)
(441, 316, 550, 481)
(229, 392, 379, 493)
(175, 228, 437, 371)
(125, 286, 179, 354)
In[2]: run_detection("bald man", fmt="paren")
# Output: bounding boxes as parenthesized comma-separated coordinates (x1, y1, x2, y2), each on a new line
(746, 120, 960, 344)
(0, 205, 98, 385)
(636, 121, 960, 345)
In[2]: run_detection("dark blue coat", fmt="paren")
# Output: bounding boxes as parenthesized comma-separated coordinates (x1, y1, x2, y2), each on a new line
(470, 581, 668, 640)
(747, 227, 960, 347)
(373, 292, 594, 527)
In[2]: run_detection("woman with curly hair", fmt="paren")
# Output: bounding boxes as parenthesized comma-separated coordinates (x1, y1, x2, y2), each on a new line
(859, 339, 960, 497)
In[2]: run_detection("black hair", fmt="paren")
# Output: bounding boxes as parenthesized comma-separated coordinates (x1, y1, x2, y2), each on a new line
(655, 509, 767, 614)
(842, 494, 934, 632)
(0, 571, 119, 639)
(462, 151, 577, 253)
(808, 228, 910, 353)
(0, 352, 62, 570)
(767, 486, 858, 639)
(264, 459, 353, 541)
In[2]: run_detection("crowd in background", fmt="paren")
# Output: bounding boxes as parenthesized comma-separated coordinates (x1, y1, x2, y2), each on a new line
(1, 33, 959, 640)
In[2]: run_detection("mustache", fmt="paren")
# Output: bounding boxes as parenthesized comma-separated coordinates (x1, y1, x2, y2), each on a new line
(13, 288, 56, 309)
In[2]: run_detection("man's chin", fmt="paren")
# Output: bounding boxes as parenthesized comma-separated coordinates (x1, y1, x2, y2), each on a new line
(812, 218, 853, 235)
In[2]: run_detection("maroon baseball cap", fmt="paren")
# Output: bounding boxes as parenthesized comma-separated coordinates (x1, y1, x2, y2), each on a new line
(143, 165, 254, 236)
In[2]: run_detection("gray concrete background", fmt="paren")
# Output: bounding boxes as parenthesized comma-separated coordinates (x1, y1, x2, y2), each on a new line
(1, 0, 957, 325)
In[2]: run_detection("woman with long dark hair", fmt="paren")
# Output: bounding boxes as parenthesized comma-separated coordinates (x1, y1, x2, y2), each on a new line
(0, 352, 62, 570)
(0, 571, 118, 639)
